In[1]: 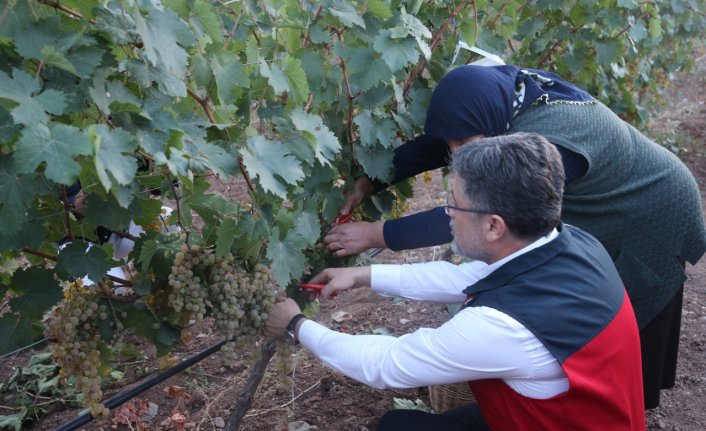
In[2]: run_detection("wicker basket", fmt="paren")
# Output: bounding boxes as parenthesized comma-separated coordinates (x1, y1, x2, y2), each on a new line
(428, 382, 476, 413)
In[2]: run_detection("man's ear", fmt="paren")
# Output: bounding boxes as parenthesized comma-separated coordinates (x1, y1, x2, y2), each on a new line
(485, 214, 507, 242)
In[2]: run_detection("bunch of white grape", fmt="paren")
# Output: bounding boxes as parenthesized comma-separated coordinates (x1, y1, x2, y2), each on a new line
(167, 244, 277, 358)
(167, 244, 210, 320)
(47, 282, 110, 418)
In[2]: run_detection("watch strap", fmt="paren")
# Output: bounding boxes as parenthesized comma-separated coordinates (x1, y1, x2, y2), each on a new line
(286, 313, 306, 344)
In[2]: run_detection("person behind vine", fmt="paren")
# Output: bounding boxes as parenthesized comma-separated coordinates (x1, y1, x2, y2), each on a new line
(324, 64, 706, 410)
(268, 133, 646, 430)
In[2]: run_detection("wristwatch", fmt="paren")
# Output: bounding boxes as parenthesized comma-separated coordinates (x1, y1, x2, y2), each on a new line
(285, 313, 306, 345)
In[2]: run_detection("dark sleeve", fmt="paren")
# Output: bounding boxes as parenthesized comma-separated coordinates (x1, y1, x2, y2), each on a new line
(371, 134, 450, 192)
(383, 206, 453, 250)
(556, 145, 588, 185)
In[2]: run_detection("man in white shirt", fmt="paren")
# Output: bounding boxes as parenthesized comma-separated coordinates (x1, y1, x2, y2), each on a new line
(266, 133, 645, 431)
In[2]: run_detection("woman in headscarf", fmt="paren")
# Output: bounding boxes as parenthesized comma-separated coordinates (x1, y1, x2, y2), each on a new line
(324, 64, 706, 409)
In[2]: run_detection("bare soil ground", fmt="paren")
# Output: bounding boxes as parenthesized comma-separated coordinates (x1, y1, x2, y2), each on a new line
(4, 53, 706, 431)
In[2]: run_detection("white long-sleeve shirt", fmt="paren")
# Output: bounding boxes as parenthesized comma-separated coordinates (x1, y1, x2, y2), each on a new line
(298, 229, 569, 399)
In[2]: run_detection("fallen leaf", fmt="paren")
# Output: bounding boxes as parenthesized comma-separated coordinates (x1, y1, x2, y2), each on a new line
(331, 310, 352, 322)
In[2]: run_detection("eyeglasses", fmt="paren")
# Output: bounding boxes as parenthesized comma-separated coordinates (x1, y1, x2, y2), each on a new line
(444, 193, 492, 216)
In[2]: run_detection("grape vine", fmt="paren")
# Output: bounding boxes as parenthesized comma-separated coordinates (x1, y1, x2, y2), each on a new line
(0, 0, 703, 426)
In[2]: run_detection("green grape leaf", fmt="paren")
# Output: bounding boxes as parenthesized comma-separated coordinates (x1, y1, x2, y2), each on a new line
(186, 140, 239, 178)
(14, 123, 91, 185)
(628, 19, 647, 42)
(354, 110, 396, 148)
(373, 30, 419, 72)
(290, 108, 340, 166)
(133, 198, 166, 228)
(137, 238, 161, 272)
(617, 0, 638, 8)
(0, 109, 21, 143)
(134, 4, 193, 78)
(56, 240, 112, 283)
(283, 55, 310, 105)
(124, 59, 187, 97)
(335, 46, 391, 92)
(595, 40, 621, 64)
(391, 11, 432, 39)
(12, 15, 60, 59)
(90, 69, 142, 115)
(8, 267, 63, 321)
(260, 60, 290, 95)
(266, 227, 308, 287)
(293, 211, 320, 247)
(327, 0, 366, 28)
(0, 68, 66, 125)
(0, 313, 38, 356)
(94, 5, 135, 44)
(215, 218, 237, 259)
(0, 211, 48, 252)
(354, 145, 393, 181)
(84, 193, 133, 230)
(66, 46, 105, 79)
(191, 0, 225, 43)
(241, 136, 304, 198)
(0, 158, 38, 235)
(213, 55, 249, 104)
(90, 125, 138, 191)
(40, 45, 76, 74)
(366, 0, 393, 19)
(188, 193, 241, 223)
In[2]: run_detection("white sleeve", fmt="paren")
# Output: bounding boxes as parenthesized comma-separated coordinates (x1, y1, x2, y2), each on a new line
(298, 306, 566, 397)
(371, 260, 489, 303)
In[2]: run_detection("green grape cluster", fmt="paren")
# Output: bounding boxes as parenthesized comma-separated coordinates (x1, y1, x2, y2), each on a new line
(167, 244, 277, 355)
(168, 244, 211, 320)
(46, 282, 111, 418)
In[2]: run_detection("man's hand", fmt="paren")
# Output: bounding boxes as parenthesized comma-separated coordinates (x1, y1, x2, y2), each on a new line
(324, 221, 386, 257)
(308, 267, 372, 300)
(265, 297, 302, 339)
(339, 177, 376, 216)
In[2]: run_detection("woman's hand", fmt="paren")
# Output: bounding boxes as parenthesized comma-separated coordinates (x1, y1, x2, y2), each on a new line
(324, 221, 386, 257)
(340, 177, 375, 215)
(307, 267, 372, 300)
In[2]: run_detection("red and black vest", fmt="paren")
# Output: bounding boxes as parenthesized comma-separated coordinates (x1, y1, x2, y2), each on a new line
(464, 224, 645, 430)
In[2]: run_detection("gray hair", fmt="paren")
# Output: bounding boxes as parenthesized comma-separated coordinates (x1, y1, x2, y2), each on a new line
(450, 133, 565, 240)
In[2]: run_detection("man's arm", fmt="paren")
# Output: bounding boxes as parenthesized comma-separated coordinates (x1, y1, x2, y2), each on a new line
(372, 260, 488, 303)
(297, 307, 547, 390)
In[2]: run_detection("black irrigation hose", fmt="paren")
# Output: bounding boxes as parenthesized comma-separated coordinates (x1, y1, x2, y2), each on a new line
(53, 338, 229, 431)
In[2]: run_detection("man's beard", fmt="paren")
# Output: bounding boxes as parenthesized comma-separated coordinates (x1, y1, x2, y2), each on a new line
(450, 221, 491, 263)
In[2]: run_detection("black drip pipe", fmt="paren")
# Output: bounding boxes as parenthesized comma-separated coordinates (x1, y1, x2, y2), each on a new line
(53, 338, 228, 431)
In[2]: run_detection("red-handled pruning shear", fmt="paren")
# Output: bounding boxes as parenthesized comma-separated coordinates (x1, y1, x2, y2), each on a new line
(300, 283, 337, 298)
(329, 212, 353, 232)
(300, 283, 325, 293)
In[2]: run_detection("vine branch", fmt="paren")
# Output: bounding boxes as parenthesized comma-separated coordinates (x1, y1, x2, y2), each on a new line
(186, 88, 257, 195)
(338, 57, 355, 149)
(402, 2, 470, 96)
(37, 0, 95, 24)
(223, 338, 277, 431)
(167, 174, 190, 243)
(302, 5, 324, 48)
(21, 248, 133, 287)
(60, 186, 74, 241)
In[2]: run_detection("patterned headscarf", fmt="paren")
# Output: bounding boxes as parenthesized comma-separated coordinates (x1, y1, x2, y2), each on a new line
(423, 65, 595, 139)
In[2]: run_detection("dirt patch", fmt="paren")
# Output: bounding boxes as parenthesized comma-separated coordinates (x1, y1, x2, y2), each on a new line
(5, 54, 706, 431)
